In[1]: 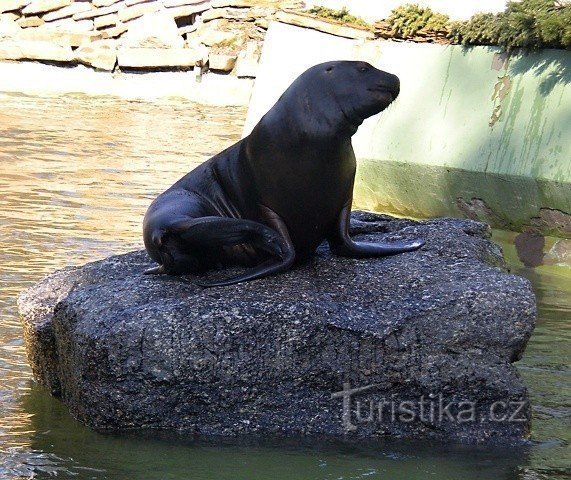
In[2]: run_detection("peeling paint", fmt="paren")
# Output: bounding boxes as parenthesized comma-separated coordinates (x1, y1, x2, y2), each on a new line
(489, 75, 512, 127)
(528, 208, 571, 237)
(457, 197, 571, 238)
(491, 51, 509, 71)
(456, 197, 511, 229)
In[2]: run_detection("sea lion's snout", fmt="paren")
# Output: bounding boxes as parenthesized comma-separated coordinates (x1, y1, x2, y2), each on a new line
(370, 72, 400, 101)
(389, 76, 400, 99)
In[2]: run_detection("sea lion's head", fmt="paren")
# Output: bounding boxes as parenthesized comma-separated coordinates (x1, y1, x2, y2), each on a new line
(273, 60, 400, 136)
(320, 60, 400, 129)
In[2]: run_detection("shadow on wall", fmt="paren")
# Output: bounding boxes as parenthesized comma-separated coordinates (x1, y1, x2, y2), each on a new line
(508, 49, 571, 96)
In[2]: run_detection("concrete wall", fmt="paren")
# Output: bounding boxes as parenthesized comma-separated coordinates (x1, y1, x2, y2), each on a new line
(245, 22, 571, 237)
(0, 61, 253, 105)
(303, 0, 508, 21)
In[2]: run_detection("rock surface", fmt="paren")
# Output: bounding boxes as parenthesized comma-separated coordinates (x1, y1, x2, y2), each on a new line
(18, 213, 536, 442)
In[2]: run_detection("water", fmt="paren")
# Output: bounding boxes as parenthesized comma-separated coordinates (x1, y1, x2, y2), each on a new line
(0, 92, 569, 479)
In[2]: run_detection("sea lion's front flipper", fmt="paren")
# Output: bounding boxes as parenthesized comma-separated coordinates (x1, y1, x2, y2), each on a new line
(197, 207, 296, 288)
(328, 204, 425, 258)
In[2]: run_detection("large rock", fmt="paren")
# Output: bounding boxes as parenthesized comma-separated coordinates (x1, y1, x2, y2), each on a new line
(165, 3, 211, 19)
(93, 13, 118, 29)
(0, 16, 22, 38)
(17, 26, 101, 47)
(120, 11, 184, 48)
(93, 0, 122, 6)
(42, 2, 94, 22)
(18, 213, 536, 442)
(117, 0, 161, 22)
(208, 52, 236, 70)
(100, 22, 127, 38)
(73, 1, 125, 21)
(22, 0, 73, 16)
(197, 26, 237, 46)
(233, 39, 258, 77)
(75, 39, 117, 70)
(0, 12, 20, 22)
(212, 0, 258, 7)
(202, 7, 251, 22)
(0, 0, 31, 14)
(163, 0, 211, 7)
(17, 16, 45, 28)
(41, 18, 94, 32)
(0, 38, 73, 61)
(0, 40, 23, 59)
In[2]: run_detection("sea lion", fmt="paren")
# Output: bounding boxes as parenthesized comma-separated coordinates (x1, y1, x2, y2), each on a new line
(143, 60, 424, 287)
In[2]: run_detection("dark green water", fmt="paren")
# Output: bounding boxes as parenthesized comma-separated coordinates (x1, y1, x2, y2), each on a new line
(0, 92, 569, 479)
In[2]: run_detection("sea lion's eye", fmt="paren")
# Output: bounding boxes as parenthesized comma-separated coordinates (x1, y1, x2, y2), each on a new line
(326, 66, 334, 73)
(359, 66, 369, 73)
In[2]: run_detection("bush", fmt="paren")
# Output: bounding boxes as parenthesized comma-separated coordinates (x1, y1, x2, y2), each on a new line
(306, 6, 369, 28)
(310, 2, 570, 50)
(452, 0, 571, 50)
(388, 4, 450, 38)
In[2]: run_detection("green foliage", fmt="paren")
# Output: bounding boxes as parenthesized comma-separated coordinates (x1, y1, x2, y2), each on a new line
(309, 1, 570, 50)
(448, 13, 500, 45)
(453, 0, 571, 50)
(388, 4, 449, 37)
(306, 6, 369, 27)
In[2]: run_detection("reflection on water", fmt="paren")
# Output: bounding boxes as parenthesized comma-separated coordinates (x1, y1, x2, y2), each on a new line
(3, 385, 533, 480)
(0, 92, 569, 479)
(491, 230, 571, 479)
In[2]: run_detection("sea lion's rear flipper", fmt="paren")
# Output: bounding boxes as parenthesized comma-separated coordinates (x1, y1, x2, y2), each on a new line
(196, 257, 293, 288)
(169, 216, 284, 254)
(329, 204, 425, 258)
(146, 215, 295, 284)
(197, 207, 296, 288)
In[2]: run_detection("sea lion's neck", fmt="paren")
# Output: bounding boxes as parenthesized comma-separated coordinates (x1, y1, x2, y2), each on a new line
(267, 89, 359, 141)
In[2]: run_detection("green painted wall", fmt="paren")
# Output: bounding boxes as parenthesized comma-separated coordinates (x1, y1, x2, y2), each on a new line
(352, 42, 571, 236)
(247, 23, 571, 237)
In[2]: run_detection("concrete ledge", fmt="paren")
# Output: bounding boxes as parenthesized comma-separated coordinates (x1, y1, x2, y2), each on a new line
(0, 60, 253, 105)
(275, 10, 374, 40)
(117, 47, 201, 68)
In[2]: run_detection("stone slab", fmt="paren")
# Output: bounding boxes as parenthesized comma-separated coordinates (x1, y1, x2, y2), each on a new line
(22, 0, 73, 16)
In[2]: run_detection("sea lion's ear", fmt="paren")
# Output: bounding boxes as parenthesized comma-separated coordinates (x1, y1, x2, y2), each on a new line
(325, 66, 334, 73)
